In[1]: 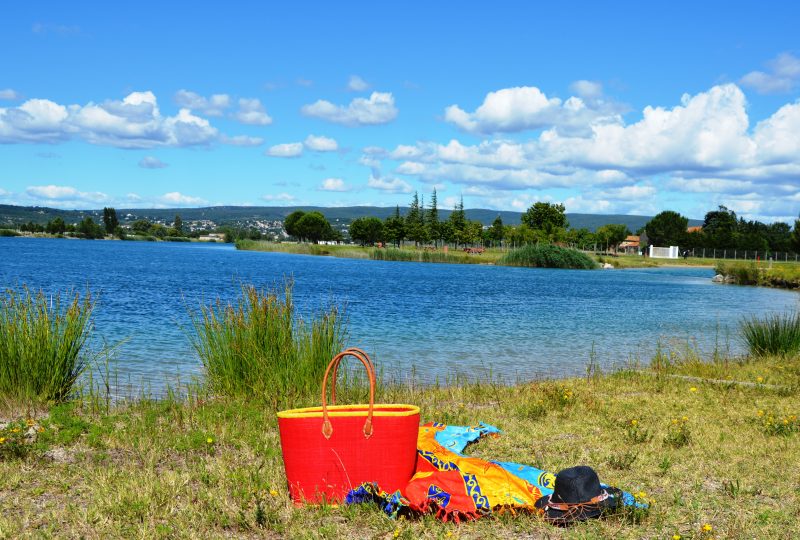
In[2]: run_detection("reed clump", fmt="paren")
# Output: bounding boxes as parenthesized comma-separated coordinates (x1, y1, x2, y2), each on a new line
(0, 287, 93, 404)
(190, 283, 345, 407)
(499, 244, 597, 269)
(740, 311, 800, 358)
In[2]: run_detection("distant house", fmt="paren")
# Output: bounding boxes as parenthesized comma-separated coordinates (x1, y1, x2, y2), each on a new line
(618, 235, 641, 254)
(198, 233, 225, 242)
(686, 226, 702, 234)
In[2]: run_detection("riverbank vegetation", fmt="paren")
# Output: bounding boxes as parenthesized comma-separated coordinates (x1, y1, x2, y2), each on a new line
(741, 311, 800, 358)
(714, 260, 800, 289)
(0, 288, 93, 406)
(190, 284, 345, 408)
(499, 244, 597, 269)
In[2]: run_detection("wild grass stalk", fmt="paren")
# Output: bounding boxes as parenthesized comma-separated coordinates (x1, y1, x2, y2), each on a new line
(499, 244, 597, 269)
(740, 311, 800, 357)
(0, 287, 93, 405)
(190, 283, 346, 408)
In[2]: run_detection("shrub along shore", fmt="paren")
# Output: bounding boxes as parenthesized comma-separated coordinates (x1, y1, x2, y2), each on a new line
(1, 285, 799, 538)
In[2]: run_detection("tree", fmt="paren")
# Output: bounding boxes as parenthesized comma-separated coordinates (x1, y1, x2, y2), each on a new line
(645, 211, 688, 247)
(792, 215, 800, 253)
(702, 206, 737, 248)
(349, 217, 385, 246)
(284, 211, 305, 239)
(447, 196, 467, 246)
(521, 202, 569, 237)
(102, 207, 119, 236)
(489, 215, 504, 247)
(46, 217, 66, 235)
(384, 205, 405, 247)
(173, 214, 183, 235)
(77, 217, 103, 239)
(405, 192, 427, 246)
(595, 224, 630, 252)
(296, 211, 333, 243)
(427, 189, 441, 246)
(132, 219, 152, 235)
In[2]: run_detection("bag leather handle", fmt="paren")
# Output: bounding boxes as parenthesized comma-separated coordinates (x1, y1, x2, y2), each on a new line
(321, 348, 376, 440)
(329, 347, 375, 405)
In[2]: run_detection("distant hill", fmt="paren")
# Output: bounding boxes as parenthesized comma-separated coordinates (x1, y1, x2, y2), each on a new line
(0, 204, 701, 232)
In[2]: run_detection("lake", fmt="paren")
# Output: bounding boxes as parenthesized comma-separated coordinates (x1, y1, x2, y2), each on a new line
(2, 238, 798, 394)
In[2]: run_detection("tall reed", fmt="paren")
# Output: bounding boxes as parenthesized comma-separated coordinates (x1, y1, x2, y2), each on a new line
(740, 311, 800, 357)
(0, 287, 93, 404)
(499, 244, 597, 269)
(190, 283, 345, 407)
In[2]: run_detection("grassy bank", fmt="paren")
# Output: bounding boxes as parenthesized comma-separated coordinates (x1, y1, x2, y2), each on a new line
(2, 348, 799, 538)
(715, 261, 800, 289)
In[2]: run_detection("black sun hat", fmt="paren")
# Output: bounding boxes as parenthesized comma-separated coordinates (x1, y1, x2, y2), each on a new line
(534, 465, 622, 526)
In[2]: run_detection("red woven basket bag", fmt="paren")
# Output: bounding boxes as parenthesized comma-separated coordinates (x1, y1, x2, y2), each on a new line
(277, 347, 420, 504)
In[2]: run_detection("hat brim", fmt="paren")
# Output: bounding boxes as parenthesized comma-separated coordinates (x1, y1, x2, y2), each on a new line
(534, 487, 623, 526)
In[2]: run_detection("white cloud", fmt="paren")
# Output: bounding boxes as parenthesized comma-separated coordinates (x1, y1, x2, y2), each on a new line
(444, 86, 621, 135)
(367, 174, 412, 193)
(265, 142, 303, 158)
(220, 134, 264, 147)
(158, 192, 207, 206)
(261, 192, 296, 202)
(139, 156, 168, 169)
(569, 80, 604, 100)
(319, 178, 350, 192)
(26, 184, 108, 204)
(740, 53, 800, 94)
(296, 78, 313, 87)
(0, 91, 218, 148)
(234, 98, 272, 125)
(304, 134, 338, 151)
(0, 89, 21, 101)
(347, 75, 370, 92)
(301, 92, 398, 126)
(174, 90, 231, 116)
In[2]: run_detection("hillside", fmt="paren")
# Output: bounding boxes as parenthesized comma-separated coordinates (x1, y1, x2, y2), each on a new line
(0, 203, 701, 232)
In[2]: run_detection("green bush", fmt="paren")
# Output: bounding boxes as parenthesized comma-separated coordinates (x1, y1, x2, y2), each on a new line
(164, 236, 190, 242)
(716, 261, 760, 285)
(0, 288, 93, 404)
(499, 244, 597, 269)
(740, 311, 800, 357)
(190, 283, 346, 407)
(0, 229, 20, 237)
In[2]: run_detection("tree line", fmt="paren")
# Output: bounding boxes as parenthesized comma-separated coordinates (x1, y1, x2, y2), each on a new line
(644, 207, 800, 254)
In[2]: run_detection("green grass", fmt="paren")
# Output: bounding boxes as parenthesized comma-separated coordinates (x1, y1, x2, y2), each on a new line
(189, 283, 346, 408)
(740, 311, 800, 358)
(1, 348, 799, 538)
(716, 260, 800, 289)
(499, 244, 597, 269)
(0, 287, 94, 406)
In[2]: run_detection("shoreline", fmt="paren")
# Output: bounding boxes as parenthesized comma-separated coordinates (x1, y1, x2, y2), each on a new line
(2, 350, 798, 538)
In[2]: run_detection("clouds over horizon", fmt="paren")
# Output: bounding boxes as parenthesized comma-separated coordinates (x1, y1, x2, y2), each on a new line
(0, 184, 207, 209)
(369, 82, 800, 221)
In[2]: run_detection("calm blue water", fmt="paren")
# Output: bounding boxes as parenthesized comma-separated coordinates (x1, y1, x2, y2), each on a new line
(2, 238, 798, 392)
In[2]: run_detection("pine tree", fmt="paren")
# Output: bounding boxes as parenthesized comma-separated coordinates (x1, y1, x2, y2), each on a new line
(102, 207, 119, 235)
(173, 214, 183, 235)
(427, 189, 440, 247)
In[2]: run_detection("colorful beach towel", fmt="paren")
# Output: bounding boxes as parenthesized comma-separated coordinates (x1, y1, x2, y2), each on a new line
(346, 422, 646, 522)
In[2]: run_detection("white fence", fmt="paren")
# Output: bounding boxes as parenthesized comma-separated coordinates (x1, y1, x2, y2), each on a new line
(649, 245, 679, 259)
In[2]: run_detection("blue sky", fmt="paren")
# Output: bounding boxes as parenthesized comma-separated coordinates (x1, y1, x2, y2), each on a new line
(1, 1, 799, 222)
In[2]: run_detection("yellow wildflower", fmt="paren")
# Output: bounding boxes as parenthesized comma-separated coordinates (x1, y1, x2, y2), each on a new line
(673, 535, 682, 540)
(690, 387, 697, 393)
(11, 427, 20, 433)
(682, 416, 688, 422)
(756, 376, 764, 383)
(269, 489, 278, 497)
(206, 437, 214, 444)
(26, 419, 35, 426)
(393, 529, 400, 538)
(702, 523, 713, 532)
(0, 437, 5, 444)
(757, 410, 764, 416)
(37, 427, 45, 433)
(631, 419, 638, 426)
(446, 532, 453, 538)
